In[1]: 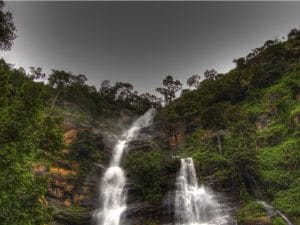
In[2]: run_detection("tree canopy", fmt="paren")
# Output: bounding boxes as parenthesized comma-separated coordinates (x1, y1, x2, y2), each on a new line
(156, 75, 182, 104)
(0, 1, 16, 51)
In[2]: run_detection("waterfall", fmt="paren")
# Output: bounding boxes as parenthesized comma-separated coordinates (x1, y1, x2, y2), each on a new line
(175, 158, 232, 225)
(93, 108, 156, 225)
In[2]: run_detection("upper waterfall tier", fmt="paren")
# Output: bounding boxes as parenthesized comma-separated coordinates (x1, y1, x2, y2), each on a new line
(93, 108, 156, 225)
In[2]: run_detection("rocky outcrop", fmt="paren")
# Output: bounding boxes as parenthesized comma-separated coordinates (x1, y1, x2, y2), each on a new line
(239, 216, 271, 225)
(47, 124, 106, 225)
(125, 202, 171, 225)
(48, 160, 104, 225)
(151, 121, 186, 149)
(64, 129, 77, 145)
(51, 206, 91, 225)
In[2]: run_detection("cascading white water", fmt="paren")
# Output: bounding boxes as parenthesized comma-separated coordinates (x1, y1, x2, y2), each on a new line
(175, 158, 230, 225)
(93, 108, 156, 225)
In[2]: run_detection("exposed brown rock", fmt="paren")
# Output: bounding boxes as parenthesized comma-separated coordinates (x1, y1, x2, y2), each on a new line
(64, 198, 72, 207)
(241, 216, 271, 225)
(73, 193, 80, 204)
(48, 187, 65, 199)
(32, 163, 47, 175)
(50, 167, 77, 177)
(64, 129, 77, 144)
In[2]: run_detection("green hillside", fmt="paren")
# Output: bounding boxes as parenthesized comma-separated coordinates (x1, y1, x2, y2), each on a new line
(0, 1, 300, 224)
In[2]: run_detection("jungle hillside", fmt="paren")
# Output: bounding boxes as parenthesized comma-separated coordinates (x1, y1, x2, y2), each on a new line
(0, 2, 300, 225)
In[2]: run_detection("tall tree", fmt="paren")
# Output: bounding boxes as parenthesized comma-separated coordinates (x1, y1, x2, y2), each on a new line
(204, 69, 218, 80)
(99, 80, 117, 102)
(75, 74, 87, 85)
(0, 0, 16, 51)
(156, 75, 182, 104)
(29, 67, 46, 80)
(187, 74, 201, 89)
(48, 70, 74, 109)
(140, 92, 162, 108)
(115, 82, 134, 102)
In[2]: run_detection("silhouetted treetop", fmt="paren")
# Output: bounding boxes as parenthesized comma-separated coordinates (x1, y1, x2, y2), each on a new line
(156, 75, 182, 104)
(187, 74, 201, 89)
(0, 0, 16, 51)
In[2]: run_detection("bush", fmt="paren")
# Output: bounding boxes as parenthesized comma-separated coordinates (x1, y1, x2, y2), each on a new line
(272, 216, 287, 225)
(124, 151, 169, 203)
(70, 130, 100, 161)
(273, 185, 300, 217)
(237, 201, 267, 224)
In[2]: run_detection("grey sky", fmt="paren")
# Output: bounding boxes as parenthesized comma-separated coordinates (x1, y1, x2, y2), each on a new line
(1, 1, 300, 94)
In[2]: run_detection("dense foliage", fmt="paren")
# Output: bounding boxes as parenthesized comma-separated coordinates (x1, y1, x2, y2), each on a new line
(157, 29, 300, 224)
(124, 149, 179, 204)
(0, 1, 16, 50)
(0, 60, 64, 224)
(1, 2, 300, 223)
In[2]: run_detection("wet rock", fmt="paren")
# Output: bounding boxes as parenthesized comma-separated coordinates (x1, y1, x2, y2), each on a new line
(127, 139, 154, 151)
(125, 202, 170, 225)
(240, 216, 271, 225)
(52, 206, 91, 225)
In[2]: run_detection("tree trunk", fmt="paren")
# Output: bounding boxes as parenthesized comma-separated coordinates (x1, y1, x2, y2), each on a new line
(216, 133, 222, 155)
(51, 90, 60, 110)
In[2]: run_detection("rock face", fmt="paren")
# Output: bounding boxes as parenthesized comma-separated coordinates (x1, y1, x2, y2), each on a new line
(125, 201, 171, 225)
(123, 122, 240, 225)
(152, 121, 186, 149)
(48, 113, 241, 225)
(48, 110, 138, 225)
(48, 160, 102, 225)
(48, 125, 104, 225)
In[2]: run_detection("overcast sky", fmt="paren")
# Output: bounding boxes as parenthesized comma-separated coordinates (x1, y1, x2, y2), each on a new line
(1, 1, 300, 94)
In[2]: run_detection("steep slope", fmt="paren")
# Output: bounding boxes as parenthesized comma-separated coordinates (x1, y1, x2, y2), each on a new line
(154, 30, 300, 225)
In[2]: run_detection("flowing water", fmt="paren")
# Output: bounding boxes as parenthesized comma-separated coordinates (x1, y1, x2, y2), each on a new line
(257, 201, 294, 225)
(93, 108, 156, 225)
(175, 158, 233, 225)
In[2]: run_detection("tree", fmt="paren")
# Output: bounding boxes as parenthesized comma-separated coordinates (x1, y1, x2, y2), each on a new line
(233, 58, 246, 69)
(187, 74, 201, 89)
(115, 82, 134, 102)
(156, 75, 182, 104)
(204, 69, 218, 80)
(140, 92, 162, 108)
(288, 28, 300, 40)
(29, 67, 46, 80)
(0, 60, 61, 224)
(48, 70, 75, 109)
(75, 74, 87, 85)
(99, 80, 134, 103)
(0, 1, 16, 51)
(99, 80, 117, 102)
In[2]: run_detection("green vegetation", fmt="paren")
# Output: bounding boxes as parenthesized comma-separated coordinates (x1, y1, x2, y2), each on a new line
(156, 28, 300, 223)
(272, 216, 287, 225)
(0, 1, 16, 50)
(273, 185, 300, 219)
(236, 201, 268, 224)
(1, 1, 300, 223)
(0, 60, 64, 224)
(124, 151, 178, 203)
